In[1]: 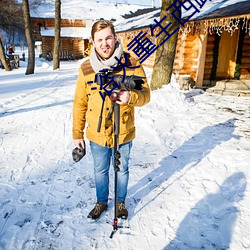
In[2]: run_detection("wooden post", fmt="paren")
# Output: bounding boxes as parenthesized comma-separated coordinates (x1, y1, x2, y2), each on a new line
(195, 32, 207, 88)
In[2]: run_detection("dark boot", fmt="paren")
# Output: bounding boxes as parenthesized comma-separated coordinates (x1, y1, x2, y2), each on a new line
(117, 202, 128, 219)
(87, 202, 108, 220)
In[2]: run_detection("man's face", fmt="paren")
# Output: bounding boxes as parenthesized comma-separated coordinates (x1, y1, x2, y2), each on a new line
(93, 27, 117, 60)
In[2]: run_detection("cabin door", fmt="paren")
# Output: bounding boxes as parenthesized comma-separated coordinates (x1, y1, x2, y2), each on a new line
(216, 30, 239, 79)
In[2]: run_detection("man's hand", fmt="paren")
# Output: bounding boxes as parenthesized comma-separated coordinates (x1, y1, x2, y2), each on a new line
(116, 90, 130, 105)
(74, 139, 85, 149)
(72, 139, 86, 162)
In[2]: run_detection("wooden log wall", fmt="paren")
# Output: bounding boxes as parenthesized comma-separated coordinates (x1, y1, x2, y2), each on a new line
(41, 37, 53, 58)
(203, 29, 250, 82)
(41, 37, 87, 58)
(117, 28, 156, 68)
(32, 18, 86, 29)
(61, 38, 74, 52)
(173, 32, 199, 81)
(203, 33, 215, 82)
(72, 38, 87, 55)
(142, 53, 155, 68)
(173, 33, 185, 75)
(240, 35, 250, 79)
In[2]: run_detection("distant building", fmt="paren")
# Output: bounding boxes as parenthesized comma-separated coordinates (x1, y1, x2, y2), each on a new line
(30, 0, 152, 60)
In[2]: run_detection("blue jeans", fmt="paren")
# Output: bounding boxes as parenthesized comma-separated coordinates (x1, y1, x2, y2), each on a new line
(90, 141, 132, 205)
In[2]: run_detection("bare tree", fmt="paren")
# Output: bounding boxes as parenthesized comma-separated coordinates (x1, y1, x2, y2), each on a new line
(53, 0, 61, 70)
(0, 37, 11, 71)
(22, 0, 35, 75)
(151, 0, 180, 90)
(0, 0, 23, 71)
(29, 0, 47, 8)
(0, 0, 24, 37)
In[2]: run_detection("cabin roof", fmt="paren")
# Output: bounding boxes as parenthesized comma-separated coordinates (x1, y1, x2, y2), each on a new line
(183, 0, 250, 20)
(115, 8, 160, 33)
(30, 0, 152, 20)
(40, 27, 91, 39)
(114, 0, 250, 33)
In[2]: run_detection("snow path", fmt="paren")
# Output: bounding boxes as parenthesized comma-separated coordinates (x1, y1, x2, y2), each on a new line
(0, 59, 250, 249)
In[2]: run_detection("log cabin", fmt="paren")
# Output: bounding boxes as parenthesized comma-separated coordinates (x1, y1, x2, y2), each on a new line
(114, 0, 250, 95)
(31, 18, 92, 60)
(30, 1, 153, 61)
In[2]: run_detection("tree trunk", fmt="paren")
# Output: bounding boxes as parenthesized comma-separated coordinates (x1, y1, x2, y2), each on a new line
(53, 0, 61, 70)
(22, 0, 35, 75)
(0, 37, 11, 71)
(151, 0, 180, 90)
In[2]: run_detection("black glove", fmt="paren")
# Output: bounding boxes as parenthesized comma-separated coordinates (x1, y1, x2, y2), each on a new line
(72, 146, 86, 162)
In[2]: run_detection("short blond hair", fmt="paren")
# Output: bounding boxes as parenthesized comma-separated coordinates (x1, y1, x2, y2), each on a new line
(91, 20, 116, 40)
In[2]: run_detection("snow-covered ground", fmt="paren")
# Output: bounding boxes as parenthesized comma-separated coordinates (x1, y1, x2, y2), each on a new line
(0, 49, 250, 250)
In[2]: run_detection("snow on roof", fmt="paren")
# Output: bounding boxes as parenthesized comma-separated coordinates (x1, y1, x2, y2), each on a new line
(30, 0, 152, 20)
(40, 27, 91, 39)
(94, 0, 161, 7)
(182, 0, 250, 20)
(115, 8, 160, 32)
(114, 0, 250, 33)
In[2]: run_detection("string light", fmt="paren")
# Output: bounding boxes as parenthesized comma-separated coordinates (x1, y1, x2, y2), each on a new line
(180, 16, 250, 37)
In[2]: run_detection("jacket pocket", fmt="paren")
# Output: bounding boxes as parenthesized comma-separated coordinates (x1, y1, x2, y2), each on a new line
(120, 106, 135, 134)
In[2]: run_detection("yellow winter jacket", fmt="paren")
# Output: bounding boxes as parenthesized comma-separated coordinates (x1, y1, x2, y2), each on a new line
(72, 52, 150, 148)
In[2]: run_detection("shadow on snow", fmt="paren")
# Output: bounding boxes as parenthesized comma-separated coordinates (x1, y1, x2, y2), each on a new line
(128, 118, 239, 213)
(0, 100, 73, 117)
(164, 172, 247, 249)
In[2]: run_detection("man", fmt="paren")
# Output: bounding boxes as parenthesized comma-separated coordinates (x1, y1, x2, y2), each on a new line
(72, 20, 150, 220)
